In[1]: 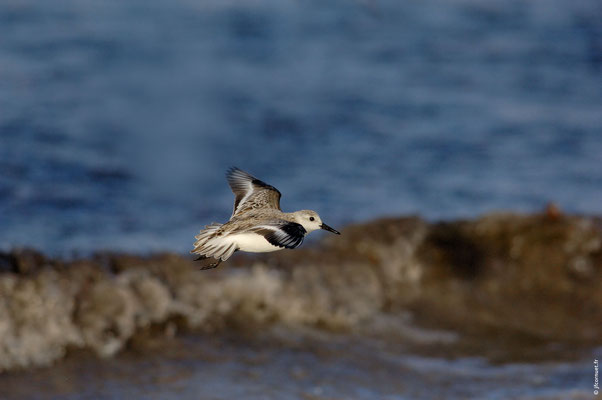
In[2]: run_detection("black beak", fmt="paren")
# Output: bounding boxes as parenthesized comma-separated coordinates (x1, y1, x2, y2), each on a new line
(320, 223, 340, 235)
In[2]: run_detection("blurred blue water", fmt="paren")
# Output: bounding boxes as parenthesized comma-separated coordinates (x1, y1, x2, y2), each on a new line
(1, 0, 602, 254)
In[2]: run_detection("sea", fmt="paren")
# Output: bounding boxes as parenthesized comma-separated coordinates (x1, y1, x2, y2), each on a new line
(1, 0, 602, 255)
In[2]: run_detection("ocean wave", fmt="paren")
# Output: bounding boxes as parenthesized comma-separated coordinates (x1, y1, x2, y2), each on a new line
(0, 212, 601, 372)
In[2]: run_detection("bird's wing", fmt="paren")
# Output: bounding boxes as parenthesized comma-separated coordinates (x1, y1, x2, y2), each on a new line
(251, 221, 306, 249)
(226, 167, 282, 217)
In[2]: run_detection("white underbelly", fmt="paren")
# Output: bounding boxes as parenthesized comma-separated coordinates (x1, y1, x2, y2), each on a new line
(231, 233, 282, 253)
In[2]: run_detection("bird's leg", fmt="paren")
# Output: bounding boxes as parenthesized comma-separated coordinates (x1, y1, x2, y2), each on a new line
(200, 258, 222, 270)
(193, 254, 221, 270)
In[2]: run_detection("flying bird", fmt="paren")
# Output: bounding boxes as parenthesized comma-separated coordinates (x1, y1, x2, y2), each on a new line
(191, 167, 340, 269)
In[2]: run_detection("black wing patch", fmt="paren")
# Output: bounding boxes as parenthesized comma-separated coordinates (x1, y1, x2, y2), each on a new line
(260, 222, 306, 249)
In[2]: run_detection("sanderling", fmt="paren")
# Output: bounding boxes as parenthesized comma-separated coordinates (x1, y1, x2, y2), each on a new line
(191, 167, 340, 269)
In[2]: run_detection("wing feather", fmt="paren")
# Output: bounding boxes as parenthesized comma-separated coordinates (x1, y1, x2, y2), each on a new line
(252, 222, 306, 249)
(226, 167, 282, 217)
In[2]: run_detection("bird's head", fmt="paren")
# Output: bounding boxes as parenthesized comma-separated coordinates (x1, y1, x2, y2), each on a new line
(293, 210, 340, 235)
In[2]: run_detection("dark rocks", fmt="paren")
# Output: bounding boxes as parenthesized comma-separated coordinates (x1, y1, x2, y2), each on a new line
(0, 212, 600, 371)
(414, 213, 602, 342)
(0, 249, 48, 274)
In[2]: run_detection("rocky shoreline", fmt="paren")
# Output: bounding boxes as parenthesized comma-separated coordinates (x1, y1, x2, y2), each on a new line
(1, 212, 601, 372)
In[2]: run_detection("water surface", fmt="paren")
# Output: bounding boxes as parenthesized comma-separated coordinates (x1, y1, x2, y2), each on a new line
(1, 0, 602, 254)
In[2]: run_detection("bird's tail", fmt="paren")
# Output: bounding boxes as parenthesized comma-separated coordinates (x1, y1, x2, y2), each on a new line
(190, 223, 237, 261)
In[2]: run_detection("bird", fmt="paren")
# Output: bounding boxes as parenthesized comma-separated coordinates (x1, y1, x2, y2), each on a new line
(191, 167, 340, 269)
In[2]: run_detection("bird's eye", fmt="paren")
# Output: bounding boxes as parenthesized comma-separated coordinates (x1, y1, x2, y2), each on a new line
(309, 217, 315, 221)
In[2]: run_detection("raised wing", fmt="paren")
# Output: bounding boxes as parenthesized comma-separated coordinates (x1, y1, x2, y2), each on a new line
(226, 167, 282, 217)
(252, 221, 306, 249)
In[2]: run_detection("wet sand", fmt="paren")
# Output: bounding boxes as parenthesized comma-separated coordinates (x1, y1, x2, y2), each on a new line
(0, 330, 595, 400)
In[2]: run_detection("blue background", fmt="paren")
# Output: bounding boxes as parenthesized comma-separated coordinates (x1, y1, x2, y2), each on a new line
(1, 0, 601, 254)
